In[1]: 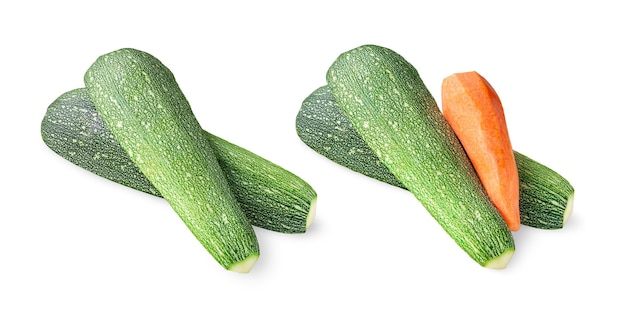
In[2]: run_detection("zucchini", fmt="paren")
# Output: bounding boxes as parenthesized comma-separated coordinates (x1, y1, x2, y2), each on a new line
(296, 85, 574, 229)
(84, 48, 258, 272)
(515, 152, 574, 229)
(42, 88, 316, 234)
(297, 86, 403, 189)
(326, 45, 515, 268)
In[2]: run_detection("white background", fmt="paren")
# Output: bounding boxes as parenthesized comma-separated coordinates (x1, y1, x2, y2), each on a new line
(2, 1, 623, 312)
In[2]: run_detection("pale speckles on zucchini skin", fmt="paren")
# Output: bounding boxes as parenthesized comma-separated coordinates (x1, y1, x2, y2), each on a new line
(41, 88, 159, 196)
(42, 88, 316, 233)
(296, 86, 401, 187)
(326, 45, 514, 267)
(210, 134, 316, 233)
(84, 48, 258, 270)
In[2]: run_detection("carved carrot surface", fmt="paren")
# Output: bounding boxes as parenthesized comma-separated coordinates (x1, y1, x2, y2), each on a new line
(442, 71, 520, 231)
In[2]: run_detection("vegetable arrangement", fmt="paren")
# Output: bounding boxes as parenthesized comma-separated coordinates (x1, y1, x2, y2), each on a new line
(41, 48, 317, 273)
(296, 45, 574, 268)
(41, 44, 574, 271)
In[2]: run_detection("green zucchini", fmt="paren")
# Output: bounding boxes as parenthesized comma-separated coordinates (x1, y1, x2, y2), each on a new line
(296, 85, 574, 229)
(515, 152, 574, 229)
(42, 88, 316, 234)
(326, 45, 514, 268)
(84, 48, 258, 272)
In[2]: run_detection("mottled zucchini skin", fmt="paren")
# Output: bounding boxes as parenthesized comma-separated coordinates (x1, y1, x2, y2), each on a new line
(515, 152, 574, 229)
(42, 88, 316, 233)
(41, 88, 160, 196)
(296, 85, 404, 189)
(297, 85, 573, 229)
(326, 45, 514, 267)
(84, 48, 258, 270)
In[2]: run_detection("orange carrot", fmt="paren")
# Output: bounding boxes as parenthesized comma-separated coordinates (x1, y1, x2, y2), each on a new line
(442, 71, 520, 231)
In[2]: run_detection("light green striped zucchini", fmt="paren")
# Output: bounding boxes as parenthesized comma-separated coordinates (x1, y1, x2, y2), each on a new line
(296, 85, 573, 229)
(41, 88, 316, 234)
(326, 45, 515, 268)
(84, 48, 258, 272)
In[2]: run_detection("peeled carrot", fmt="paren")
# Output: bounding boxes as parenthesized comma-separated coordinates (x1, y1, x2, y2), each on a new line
(442, 71, 520, 231)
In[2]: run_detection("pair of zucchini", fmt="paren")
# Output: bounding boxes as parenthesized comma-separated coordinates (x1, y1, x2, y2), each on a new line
(41, 48, 317, 273)
(296, 45, 574, 268)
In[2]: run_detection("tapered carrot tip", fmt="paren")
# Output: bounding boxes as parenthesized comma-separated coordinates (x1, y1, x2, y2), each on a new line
(442, 71, 521, 231)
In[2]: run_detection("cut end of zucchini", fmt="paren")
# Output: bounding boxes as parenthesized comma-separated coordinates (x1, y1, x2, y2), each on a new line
(305, 197, 317, 231)
(228, 253, 260, 273)
(484, 248, 515, 269)
(562, 192, 575, 227)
